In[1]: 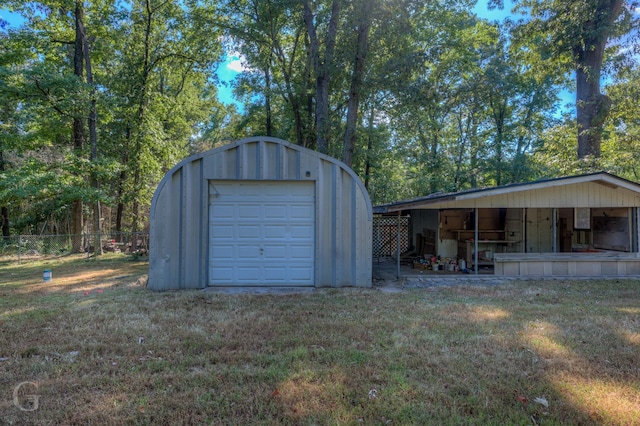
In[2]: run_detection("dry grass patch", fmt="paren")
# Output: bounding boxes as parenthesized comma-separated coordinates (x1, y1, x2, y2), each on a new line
(1, 257, 639, 425)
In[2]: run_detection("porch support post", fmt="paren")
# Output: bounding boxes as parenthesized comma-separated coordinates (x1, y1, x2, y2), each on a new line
(633, 207, 640, 253)
(552, 208, 557, 253)
(523, 208, 527, 253)
(474, 207, 479, 275)
(396, 211, 401, 278)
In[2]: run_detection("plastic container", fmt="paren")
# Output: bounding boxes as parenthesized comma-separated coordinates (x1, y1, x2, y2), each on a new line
(43, 270, 52, 282)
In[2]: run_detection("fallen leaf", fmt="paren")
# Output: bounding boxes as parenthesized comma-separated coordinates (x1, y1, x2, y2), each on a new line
(271, 389, 280, 397)
(514, 389, 527, 405)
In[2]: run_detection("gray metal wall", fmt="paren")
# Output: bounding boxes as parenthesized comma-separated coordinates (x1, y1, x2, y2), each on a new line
(148, 137, 373, 290)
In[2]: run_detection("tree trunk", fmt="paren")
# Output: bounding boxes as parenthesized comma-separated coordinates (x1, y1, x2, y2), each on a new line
(575, 65, 611, 160)
(342, 2, 371, 167)
(0, 150, 9, 237)
(71, 0, 85, 252)
(130, 0, 154, 247)
(364, 100, 376, 191)
(277, 54, 305, 146)
(1, 206, 9, 237)
(574, 0, 622, 160)
(453, 107, 474, 192)
(115, 125, 129, 236)
(78, 1, 102, 256)
(264, 63, 273, 136)
(490, 96, 506, 186)
(303, 0, 341, 154)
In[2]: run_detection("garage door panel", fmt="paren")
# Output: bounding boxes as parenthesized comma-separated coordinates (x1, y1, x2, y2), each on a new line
(238, 225, 261, 239)
(209, 181, 315, 286)
(264, 267, 287, 279)
(264, 245, 287, 258)
(237, 245, 261, 258)
(291, 205, 314, 218)
(290, 245, 314, 258)
(290, 184, 314, 196)
(213, 267, 235, 281)
(211, 225, 234, 238)
(211, 205, 234, 219)
(289, 267, 314, 281)
(237, 183, 261, 196)
(264, 225, 287, 238)
(290, 225, 313, 239)
(238, 205, 261, 219)
(237, 266, 261, 280)
(211, 245, 235, 259)
(264, 205, 287, 218)
(264, 185, 294, 196)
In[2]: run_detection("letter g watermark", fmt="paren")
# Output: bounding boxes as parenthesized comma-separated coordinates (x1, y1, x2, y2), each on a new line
(13, 381, 39, 412)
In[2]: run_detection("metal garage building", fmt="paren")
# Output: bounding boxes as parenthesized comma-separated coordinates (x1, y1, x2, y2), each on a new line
(148, 136, 373, 290)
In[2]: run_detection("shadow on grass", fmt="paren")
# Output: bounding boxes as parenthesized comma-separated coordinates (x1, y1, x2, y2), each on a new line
(1, 274, 638, 424)
(0, 253, 148, 294)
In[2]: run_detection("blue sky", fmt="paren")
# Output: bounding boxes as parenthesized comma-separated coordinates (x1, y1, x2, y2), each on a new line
(0, 8, 24, 28)
(473, 0, 516, 22)
(217, 55, 244, 107)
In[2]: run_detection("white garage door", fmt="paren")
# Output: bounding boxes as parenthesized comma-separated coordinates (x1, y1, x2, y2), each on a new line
(208, 181, 315, 286)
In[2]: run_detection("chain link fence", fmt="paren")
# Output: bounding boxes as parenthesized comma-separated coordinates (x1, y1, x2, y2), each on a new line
(0, 232, 149, 263)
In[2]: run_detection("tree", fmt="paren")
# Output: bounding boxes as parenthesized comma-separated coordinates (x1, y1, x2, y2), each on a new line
(341, 0, 372, 167)
(1, 0, 224, 239)
(216, 0, 314, 145)
(303, 0, 341, 154)
(498, 0, 639, 161)
(601, 65, 640, 179)
(0, 0, 102, 244)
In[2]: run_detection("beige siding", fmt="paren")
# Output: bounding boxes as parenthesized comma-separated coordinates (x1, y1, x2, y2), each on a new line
(495, 253, 640, 277)
(149, 137, 372, 290)
(415, 182, 640, 210)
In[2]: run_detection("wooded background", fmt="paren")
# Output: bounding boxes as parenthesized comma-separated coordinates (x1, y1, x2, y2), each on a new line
(0, 0, 638, 246)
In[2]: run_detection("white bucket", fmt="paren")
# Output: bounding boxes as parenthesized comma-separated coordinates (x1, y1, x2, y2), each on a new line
(43, 270, 52, 282)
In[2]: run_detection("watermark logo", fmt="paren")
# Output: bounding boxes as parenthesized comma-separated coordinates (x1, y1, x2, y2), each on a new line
(13, 381, 39, 412)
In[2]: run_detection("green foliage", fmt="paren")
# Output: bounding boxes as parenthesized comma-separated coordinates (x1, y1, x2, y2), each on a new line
(0, 0, 233, 234)
(1, 0, 639, 235)
(601, 67, 640, 180)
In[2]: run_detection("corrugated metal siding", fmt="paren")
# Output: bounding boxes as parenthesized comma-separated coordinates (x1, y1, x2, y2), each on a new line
(149, 137, 372, 290)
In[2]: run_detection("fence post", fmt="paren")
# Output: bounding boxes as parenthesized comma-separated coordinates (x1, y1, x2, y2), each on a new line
(18, 235, 22, 264)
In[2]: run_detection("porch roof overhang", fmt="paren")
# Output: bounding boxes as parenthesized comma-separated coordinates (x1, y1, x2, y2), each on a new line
(373, 172, 640, 214)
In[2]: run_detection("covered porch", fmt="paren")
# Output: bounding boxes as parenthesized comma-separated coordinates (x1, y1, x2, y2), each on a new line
(373, 172, 640, 278)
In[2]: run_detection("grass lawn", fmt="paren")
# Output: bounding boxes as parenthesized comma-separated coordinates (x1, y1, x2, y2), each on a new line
(1, 255, 639, 425)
